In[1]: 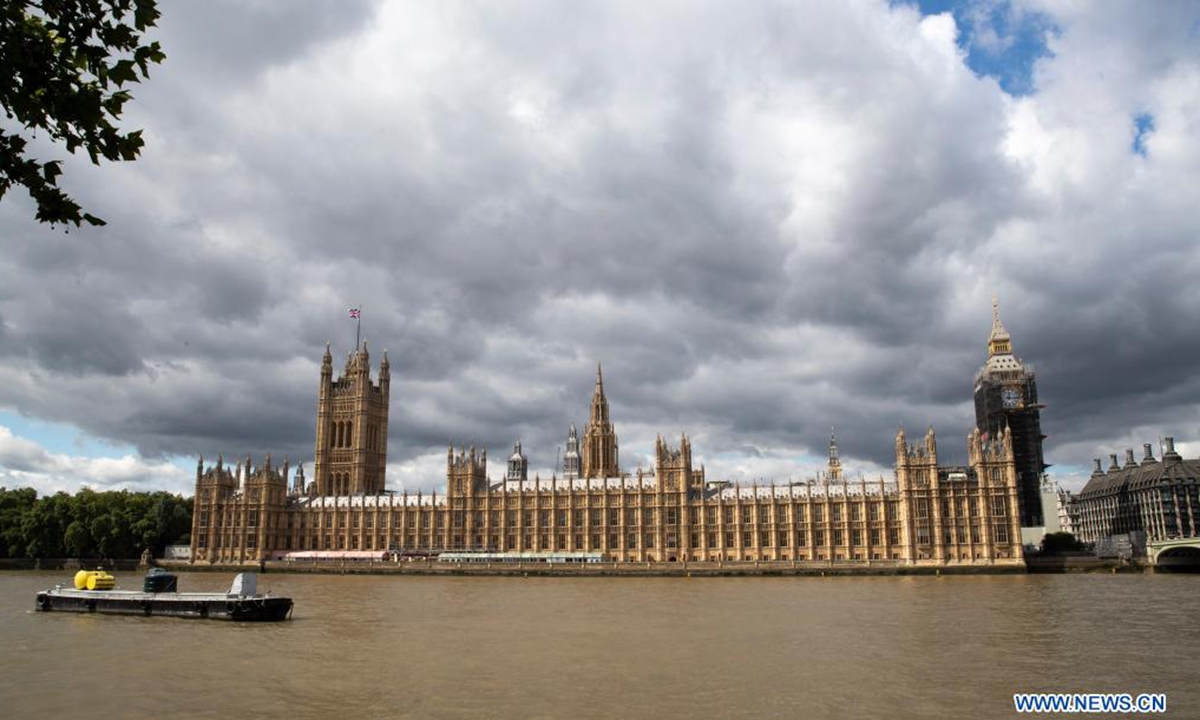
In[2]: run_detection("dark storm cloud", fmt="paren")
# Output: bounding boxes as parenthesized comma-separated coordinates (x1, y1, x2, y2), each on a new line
(2, 1, 1199, 493)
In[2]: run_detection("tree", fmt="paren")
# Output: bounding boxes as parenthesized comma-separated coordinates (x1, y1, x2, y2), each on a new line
(0, 0, 165, 227)
(0, 487, 37, 556)
(1041, 531, 1083, 555)
(63, 518, 92, 557)
(0, 485, 191, 558)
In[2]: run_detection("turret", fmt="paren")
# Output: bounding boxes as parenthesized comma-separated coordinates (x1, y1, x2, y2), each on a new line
(895, 427, 908, 466)
(563, 424, 581, 480)
(507, 440, 528, 482)
(987, 296, 1013, 357)
(292, 463, 306, 495)
(358, 341, 370, 375)
(827, 429, 842, 481)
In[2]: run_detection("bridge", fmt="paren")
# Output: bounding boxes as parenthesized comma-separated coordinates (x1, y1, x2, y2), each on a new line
(1147, 537, 1200, 570)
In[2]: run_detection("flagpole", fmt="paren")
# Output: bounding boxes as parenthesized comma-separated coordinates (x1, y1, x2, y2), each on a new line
(356, 304, 362, 351)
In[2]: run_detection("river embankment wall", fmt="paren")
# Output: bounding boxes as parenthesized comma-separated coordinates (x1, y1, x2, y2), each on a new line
(160, 558, 1040, 577)
(3, 557, 1151, 575)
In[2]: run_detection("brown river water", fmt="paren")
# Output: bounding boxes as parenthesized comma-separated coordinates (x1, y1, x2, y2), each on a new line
(1, 571, 1195, 719)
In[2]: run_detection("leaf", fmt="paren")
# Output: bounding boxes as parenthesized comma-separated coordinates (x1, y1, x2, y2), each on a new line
(42, 160, 63, 182)
(109, 59, 138, 87)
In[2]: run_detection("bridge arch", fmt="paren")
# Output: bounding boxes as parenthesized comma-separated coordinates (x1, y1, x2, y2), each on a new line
(1151, 541, 1200, 572)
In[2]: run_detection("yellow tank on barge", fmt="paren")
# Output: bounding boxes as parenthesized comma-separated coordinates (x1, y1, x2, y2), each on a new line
(73, 570, 115, 591)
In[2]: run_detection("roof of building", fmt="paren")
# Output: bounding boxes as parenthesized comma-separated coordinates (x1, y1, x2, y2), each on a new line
(714, 481, 896, 500)
(495, 476, 658, 492)
(1079, 455, 1200, 499)
(294, 494, 441, 508)
(285, 477, 900, 505)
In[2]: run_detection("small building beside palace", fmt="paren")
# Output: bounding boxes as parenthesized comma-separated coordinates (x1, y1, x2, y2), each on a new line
(190, 340, 1025, 567)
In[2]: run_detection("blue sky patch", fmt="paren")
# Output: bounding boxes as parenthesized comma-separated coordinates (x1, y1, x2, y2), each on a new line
(906, 0, 1058, 96)
(1132, 113, 1155, 156)
(0, 410, 137, 460)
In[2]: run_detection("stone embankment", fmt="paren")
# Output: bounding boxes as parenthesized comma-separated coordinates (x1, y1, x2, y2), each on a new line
(3, 557, 1145, 575)
(160, 559, 1030, 577)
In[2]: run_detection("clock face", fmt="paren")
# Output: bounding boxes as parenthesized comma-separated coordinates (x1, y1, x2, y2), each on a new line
(1001, 387, 1022, 409)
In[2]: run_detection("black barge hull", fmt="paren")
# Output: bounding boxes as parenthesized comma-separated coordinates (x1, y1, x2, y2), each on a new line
(35, 592, 293, 621)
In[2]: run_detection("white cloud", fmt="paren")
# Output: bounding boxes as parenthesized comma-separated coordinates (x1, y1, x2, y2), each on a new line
(0, 426, 192, 495)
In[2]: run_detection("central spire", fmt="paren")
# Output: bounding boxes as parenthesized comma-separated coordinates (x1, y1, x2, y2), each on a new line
(582, 361, 619, 478)
(591, 361, 609, 423)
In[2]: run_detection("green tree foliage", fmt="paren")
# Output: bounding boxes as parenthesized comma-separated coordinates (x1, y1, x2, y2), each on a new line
(0, 0, 165, 227)
(0, 486, 191, 559)
(0, 487, 37, 556)
(1040, 531, 1084, 555)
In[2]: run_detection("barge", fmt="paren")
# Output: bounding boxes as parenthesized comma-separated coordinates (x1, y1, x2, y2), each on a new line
(35, 569, 292, 621)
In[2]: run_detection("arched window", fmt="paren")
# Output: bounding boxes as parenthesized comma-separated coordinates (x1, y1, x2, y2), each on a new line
(346, 421, 353, 447)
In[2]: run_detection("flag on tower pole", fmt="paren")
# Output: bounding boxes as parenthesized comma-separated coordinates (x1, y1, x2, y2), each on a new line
(349, 306, 362, 349)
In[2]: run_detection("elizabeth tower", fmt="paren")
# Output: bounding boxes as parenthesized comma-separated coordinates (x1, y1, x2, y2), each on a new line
(973, 300, 1046, 527)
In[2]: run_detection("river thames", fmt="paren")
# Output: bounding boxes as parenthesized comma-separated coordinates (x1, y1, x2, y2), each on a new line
(1, 571, 1194, 719)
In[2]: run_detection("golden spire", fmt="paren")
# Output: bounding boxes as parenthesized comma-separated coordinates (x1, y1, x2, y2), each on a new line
(987, 296, 1013, 357)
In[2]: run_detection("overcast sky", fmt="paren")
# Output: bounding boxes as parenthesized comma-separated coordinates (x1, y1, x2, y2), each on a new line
(2, 0, 1198, 496)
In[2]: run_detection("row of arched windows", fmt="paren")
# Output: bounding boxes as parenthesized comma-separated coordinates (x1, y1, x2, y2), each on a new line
(330, 421, 354, 448)
(331, 472, 351, 495)
(330, 420, 384, 451)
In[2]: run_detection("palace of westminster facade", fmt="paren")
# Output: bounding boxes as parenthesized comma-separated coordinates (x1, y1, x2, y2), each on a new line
(190, 311, 1030, 566)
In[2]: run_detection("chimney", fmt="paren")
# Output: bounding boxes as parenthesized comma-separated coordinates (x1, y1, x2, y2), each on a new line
(1092, 458, 1104, 476)
(1123, 448, 1137, 468)
(1142, 443, 1156, 465)
(1163, 436, 1182, 465)
(1108, 454, 1120, 472)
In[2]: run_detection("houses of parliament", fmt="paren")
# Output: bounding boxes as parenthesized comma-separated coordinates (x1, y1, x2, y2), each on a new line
(190, 308, 1030, 567)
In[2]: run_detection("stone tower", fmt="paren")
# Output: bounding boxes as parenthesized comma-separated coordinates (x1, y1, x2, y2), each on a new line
(827, 429, 842, 481)
(562, 424, 581, 480)
(655, 434, 702, 495)
(973, 298, 1046, 526)
(581, 363, 619, 478)
(313, 342, 390, 495)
